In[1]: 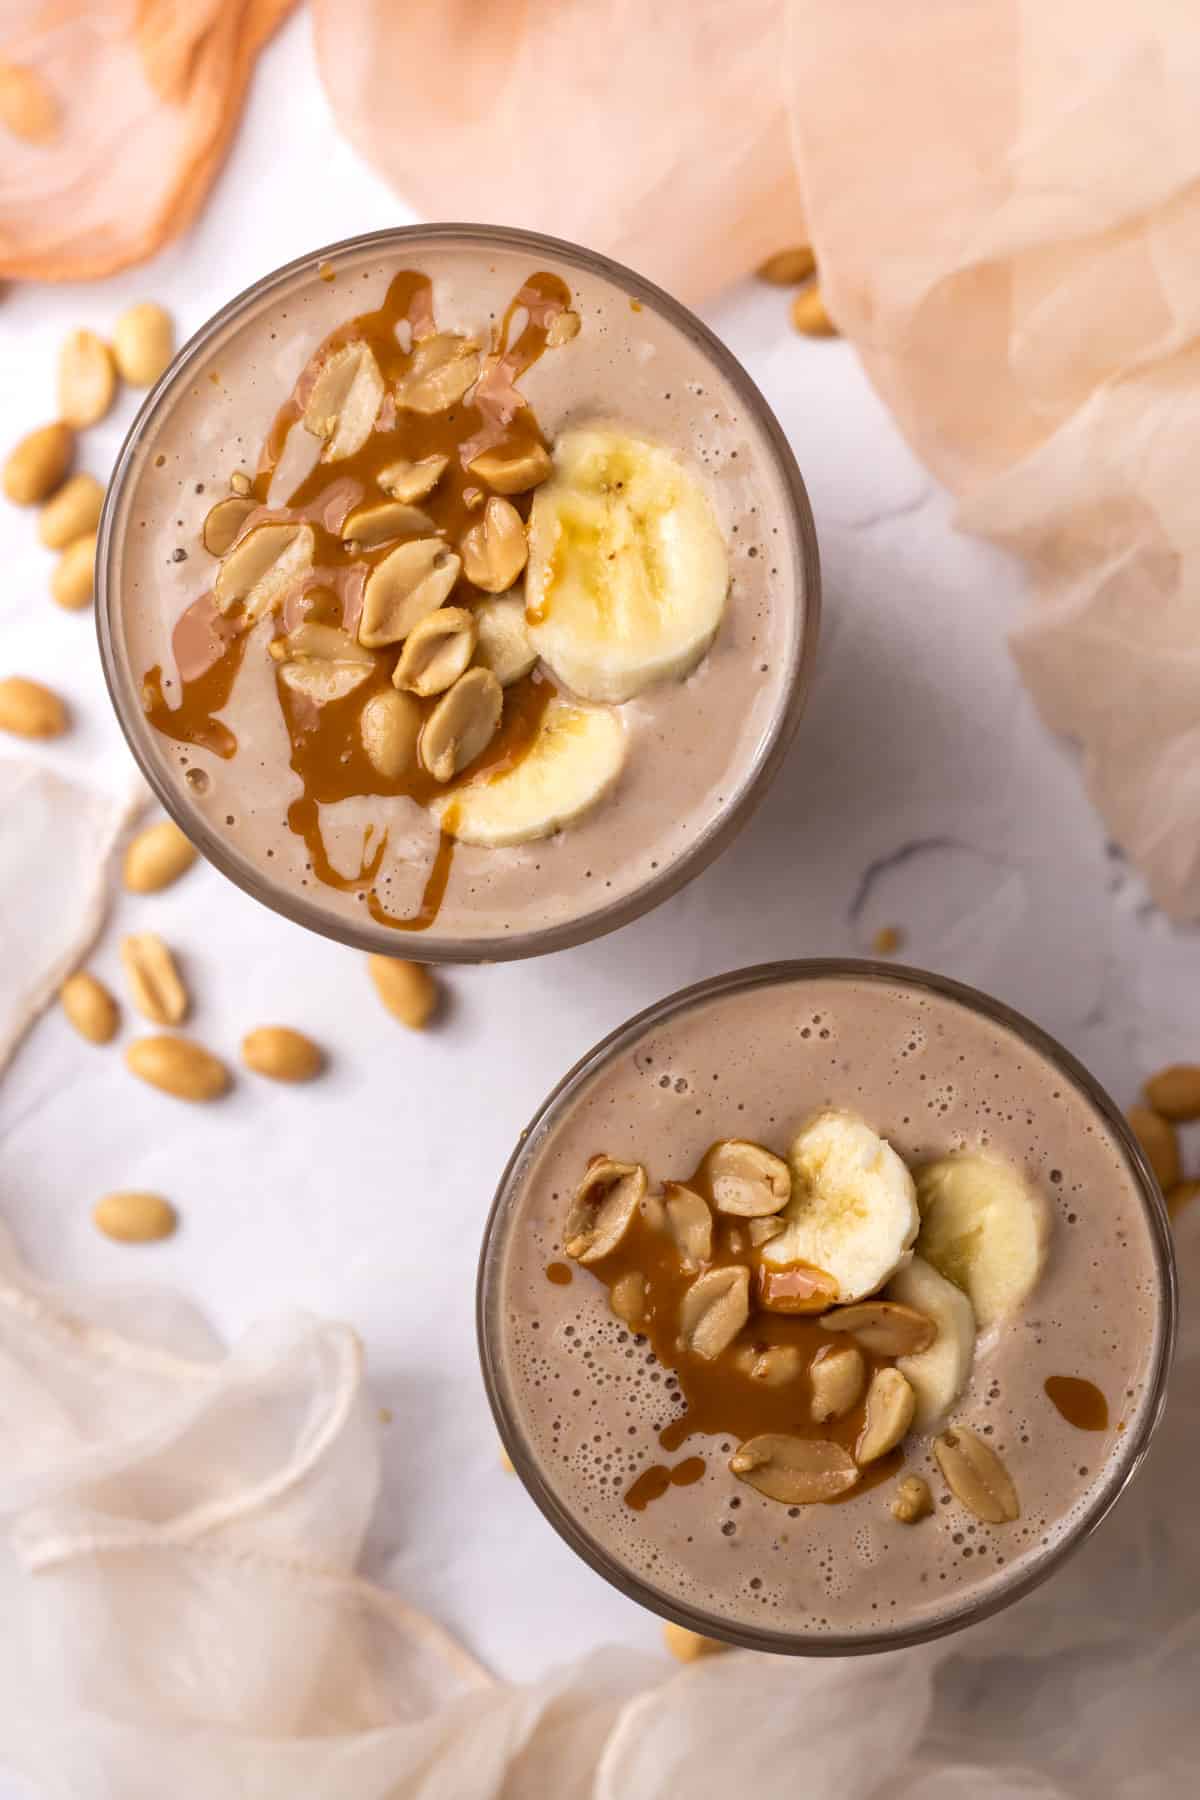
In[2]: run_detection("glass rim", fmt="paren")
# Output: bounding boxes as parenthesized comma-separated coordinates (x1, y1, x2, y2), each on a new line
(95, 222, 822, 965)
(476, 957, 1178, 1656)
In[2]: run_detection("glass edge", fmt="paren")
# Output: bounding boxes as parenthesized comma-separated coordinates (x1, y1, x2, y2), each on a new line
(475, 957, 1179, 1656)
(95, 223, 822, 965)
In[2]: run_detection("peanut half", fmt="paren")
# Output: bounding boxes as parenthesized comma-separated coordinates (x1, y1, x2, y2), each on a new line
(113, 302, 174, 387)
(125, 1035, 230, 1102)
(38, 473, 104, 550)
(678, 1265, 750, 1359)
(466, 441, 552, 496)
(933, 1425, 1020, 1524)
(50, 531, 97, 611)
(57, 330, 117, 428)
(367, 954, 439, 1029)
(123, 820, 196, 893)
(3, 422, 74, 506)
(564, 1158, 647, 1264)
(202, 494, 256, 558)
(856, 1367, 916, 1465)
(59, 971, 119, 1044)
(241, 1026, 325, 1083)
(393, 606, 477, 698)
(120, 932, 189, 1025)
(705, 1138, 791, 1216)
(730, 1434, 859, 1505)
(460, 496, 528, 594)
(809, 1343, 865, 1422)
(418, 666, 502, 782)
(358, 538, 461, 648)
(819, 1300, 936, 1358)
(360, 689, 422, 780)
(395, 333, 480, 414)
(0, 675, 67, 738)
(377, 454, 448, 504)
(93, 1192, 178, 1244)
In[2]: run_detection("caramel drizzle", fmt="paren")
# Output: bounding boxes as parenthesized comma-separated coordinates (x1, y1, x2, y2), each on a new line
(576, 1146, 903, 1510)
(140, 266, 573, 931)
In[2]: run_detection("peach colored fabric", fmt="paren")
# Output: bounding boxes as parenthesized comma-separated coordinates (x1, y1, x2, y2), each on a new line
(311, 0, 805, 303)
(0, 0, 294, 281)
(316, 0, 1200, 918)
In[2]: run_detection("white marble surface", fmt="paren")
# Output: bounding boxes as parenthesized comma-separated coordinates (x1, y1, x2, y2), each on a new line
(0, 10, 1196, 1762)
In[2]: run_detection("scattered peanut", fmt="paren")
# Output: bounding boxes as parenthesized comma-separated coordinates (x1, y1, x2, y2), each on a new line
(3, 422, 74, 505)
(93, 1191, 178, 1244)
(367, 955, 439, 1029)
(0, 675, 67, 738)
(125, 1035, 230, 1102)
(757, 246, 817, 286)
(241, 1026, 325, 1083)
(120, 932, 188, 1025)
(871, 925, 904, 956)
(662, 1622, 727, 1663)
(123, 819, 196, 893)
(113, 302, 174, 387)
(1126, 1105, 1180, 1193)
(1167, 1180, 1200, 1219)
(50, 531, 97, 611)
(57, 330, 117, 428)
(790, 285, 838, 338)
(38, 473, 104, 550)
(0, 61, 58, 143)
(59, 971, 119, 1044)
(1143, 1065, 1200, 1123)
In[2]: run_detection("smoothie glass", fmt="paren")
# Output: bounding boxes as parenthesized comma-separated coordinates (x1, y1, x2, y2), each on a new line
(477, 960, 1176, 1654)
(96, 225, 820, 963)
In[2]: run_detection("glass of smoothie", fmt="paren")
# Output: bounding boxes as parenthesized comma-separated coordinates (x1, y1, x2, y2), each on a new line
(97, 226, 819, 961)
(478, 960, 1176, 1654)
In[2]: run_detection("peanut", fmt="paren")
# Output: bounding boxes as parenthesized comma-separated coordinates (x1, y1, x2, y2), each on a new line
(50, 531, 96, 611)
(241, 1026, 325, 1083)
(0, 675, 67, 738)
(3, 422, 74, 505)
(790, 285, 838, 338)
(93, 1192, 178, 1244)
(57, 330, 116, 428)
(120, 933, 188, 1025)
(125, 1035, 230, 1102)
(59, 972, 118, 1044)
(113, 302, 175, 387)
(662, 1622, 727, 1663)
(367, 955, 439, 1028)
(38, 473, 104, 550)
(123, 820, 196, 893)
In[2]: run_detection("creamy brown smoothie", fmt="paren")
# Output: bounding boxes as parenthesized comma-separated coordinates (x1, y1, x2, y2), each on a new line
(480, 965, 1174, 1649)
(99, 228, 815, 956)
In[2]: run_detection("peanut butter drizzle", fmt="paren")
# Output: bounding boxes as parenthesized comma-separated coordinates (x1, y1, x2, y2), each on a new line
(578, 1144, 902, 1512)
(1044, 1375, 1109, 1431)
(140, 265, 574, 931)
(625, 1455, 706, 1513)
(545, 1261, 573, 1286)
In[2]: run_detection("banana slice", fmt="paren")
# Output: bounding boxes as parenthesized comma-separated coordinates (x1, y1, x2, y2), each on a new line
(430, 698, 624, 848)
(914, 1153, 1049, 1329)
(763, 1110, 919, 1304)
(526, 426, 728, 703)
(888, 1255, 976, 1431)
(473, 593, 537, 686)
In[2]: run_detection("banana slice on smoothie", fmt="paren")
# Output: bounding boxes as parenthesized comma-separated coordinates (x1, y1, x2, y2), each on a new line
(914, 1153, 1049, 1329)
(888, 1255, 976, 1430)
(430, 697, 625, 847)
(763, 1110, 919, 1304)
(525, 426, 728, 703)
